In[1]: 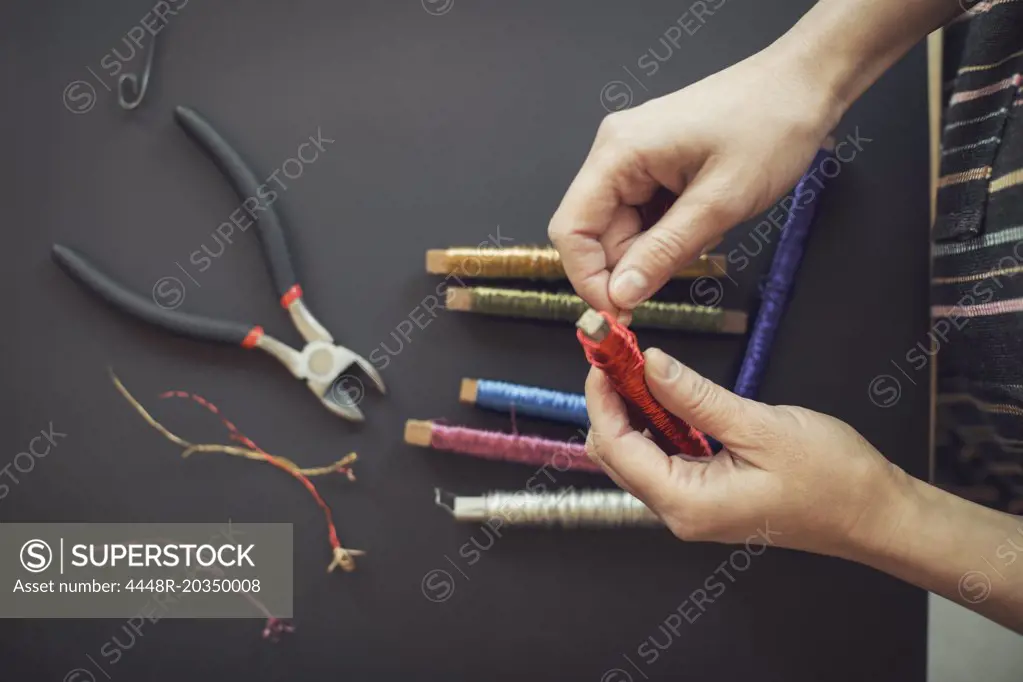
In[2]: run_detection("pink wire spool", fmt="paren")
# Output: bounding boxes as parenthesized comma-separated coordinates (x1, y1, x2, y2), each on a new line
(404, 420, 601, 473)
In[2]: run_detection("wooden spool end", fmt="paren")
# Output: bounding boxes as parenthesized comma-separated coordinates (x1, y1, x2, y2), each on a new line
(698, 254, 726, 275)
(445, 287, 472, 311)
(425, 249, 449, 274)
(576, 309, 609, 342)
(404, 419, 434, 447)
(722, 310, 749, 334)
(459, 378, 478, 404)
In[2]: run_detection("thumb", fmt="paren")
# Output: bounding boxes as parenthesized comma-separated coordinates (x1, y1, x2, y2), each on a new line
(608, 176, 744, 309)
(643, 347, 774, 452)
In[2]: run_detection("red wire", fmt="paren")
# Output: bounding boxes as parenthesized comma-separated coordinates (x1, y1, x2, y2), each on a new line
(159, 391, 349, 561)
(576, 311, 711, 457)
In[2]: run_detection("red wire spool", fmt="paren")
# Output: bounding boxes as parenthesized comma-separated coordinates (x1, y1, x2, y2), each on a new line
(576, 309, 711, 458)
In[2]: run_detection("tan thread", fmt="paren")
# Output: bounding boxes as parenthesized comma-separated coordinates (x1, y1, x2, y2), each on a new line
(991, 168, 1023, 194)
(938, 166, 992, 188)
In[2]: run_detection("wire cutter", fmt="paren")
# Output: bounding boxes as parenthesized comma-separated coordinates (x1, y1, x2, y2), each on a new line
(52, 105, 385, 421)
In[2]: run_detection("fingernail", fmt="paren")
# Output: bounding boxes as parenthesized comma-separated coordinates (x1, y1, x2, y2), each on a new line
(645, 348, 681, 382)
(610, 269, 648, 308)
(616, 310, 633, 326)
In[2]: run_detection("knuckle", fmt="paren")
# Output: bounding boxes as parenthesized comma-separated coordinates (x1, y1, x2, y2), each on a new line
(661, 504, 706, 542)
(597, 111, 629, 141)
(773, 404, 810, 429)
(731, 402, 776, 444)
(547, 217, 564, 244)
(701, 166, 757, 214)
(664, 516, 691, 540)
(773, 404, 830, 444)
(689, 200, 736, 232)
(685, 372, 721, 417)
(642, 228, 691, 269)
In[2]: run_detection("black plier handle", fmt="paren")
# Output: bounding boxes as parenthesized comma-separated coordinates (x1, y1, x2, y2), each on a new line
(174, 106, 300, 307)
(52, 244, 266, 348)
(52, 107, 385, 420)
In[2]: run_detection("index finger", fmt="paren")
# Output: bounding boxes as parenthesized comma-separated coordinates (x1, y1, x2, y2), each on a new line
(548, 161, 620, 312)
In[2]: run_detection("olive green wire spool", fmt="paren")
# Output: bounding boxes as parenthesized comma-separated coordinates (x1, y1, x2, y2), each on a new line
(446, 286, 747, 334)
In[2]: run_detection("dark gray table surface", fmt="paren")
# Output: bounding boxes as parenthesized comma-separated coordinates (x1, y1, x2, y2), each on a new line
(2, 1, 930, 680)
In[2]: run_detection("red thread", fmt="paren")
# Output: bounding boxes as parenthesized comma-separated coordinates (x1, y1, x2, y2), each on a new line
(262, 617, 296, 642)
(429, 423, 600, 473)
(191, 563, 292, 641)
(159, 390, 357, 571)
(577, 311, 711, 457)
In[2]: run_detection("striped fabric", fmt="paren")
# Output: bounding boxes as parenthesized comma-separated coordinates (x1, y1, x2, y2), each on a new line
(949, 74, 1020, 105)
(991, 167, 1023, 193)
(932, 297, 1023, 318)
(937, 166, 992, 188)
(950, 0, 1023, 24)
(932, 3, 1023, 512)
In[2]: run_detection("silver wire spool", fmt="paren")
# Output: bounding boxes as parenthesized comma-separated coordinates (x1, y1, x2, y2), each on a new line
(436, 489, 663, 528)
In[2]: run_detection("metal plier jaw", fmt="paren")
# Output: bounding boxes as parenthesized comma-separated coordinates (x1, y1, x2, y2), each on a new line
(255, 297, 386, 422)
(51, 106, 385, 422)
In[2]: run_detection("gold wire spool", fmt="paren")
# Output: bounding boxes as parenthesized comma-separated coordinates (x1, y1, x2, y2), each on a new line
(427, 246, 724, 280)
(446, 286, 746, 333)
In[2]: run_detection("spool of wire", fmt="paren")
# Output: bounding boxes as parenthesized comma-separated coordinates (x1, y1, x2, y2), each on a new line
(577, 309, 711, 457)
(435, 489, 662, 527)
(427, 246, 724, 280)
(404, 419, 600, 473)
(733, 146, 834, 399)
(460, 378, 589, 427)
(446, 286, 746, 333)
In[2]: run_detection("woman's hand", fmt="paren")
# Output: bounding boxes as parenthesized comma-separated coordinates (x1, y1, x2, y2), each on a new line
(548, 0, 965, 315)
(548, 45, 841, 314)
(584, 348, 908, 557)
(586, 350, 1023, 631)
(585, 348, 1023, 632)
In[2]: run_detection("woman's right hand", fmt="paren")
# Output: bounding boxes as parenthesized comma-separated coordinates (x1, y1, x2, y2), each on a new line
(584, 348, 907, 557)
(584, 347, 1023, 634)
(547, 42, 843, 313)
